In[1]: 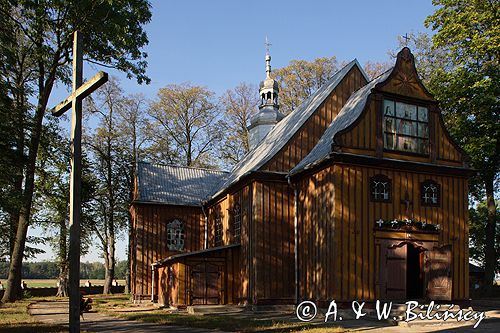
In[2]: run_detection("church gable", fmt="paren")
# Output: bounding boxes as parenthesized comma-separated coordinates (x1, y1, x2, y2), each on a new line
(262, 64, 368, 171)
(293, 47, 468, 174)
(375, 47, 434, 101)
(209, 59, 369, 200)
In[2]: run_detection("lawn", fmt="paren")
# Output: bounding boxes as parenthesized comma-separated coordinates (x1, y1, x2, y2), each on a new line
(19, 279, 126, 288)
(92, 296, 345, 333)
(0, 298, 66, 333)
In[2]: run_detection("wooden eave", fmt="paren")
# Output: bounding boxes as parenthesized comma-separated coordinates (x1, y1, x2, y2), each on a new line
(204, 170, 288, 206)
(289, 152, 476, 182)
(154, 244, 240, 267)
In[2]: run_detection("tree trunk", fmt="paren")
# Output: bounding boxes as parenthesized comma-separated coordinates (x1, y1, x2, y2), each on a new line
(56, 275, 69, 297)
(56, 217, 68, 297)
(483, 176, 497, 290)
(103, 238, 115, 294)
(2, 96, 48, 302)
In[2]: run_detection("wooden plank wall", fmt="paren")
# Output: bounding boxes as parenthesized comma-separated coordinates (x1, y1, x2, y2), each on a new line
(434, 112, 463, 164)
(206, 184, 252, 304)
(252, 180, 295, 303)
(262, 66, 368, 172)
(130, 204, 205, 297)
(297, 164, 469, 302)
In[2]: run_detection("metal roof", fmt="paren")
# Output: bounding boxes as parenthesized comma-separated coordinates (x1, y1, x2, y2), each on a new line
(136, 162, 228, 206)
(210, 59, 369, 199)
(290, 69, 393, 175)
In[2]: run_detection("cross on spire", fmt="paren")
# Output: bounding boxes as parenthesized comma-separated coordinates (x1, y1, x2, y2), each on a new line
(402, 33, 410, 47)
(265, 36, 272, 55)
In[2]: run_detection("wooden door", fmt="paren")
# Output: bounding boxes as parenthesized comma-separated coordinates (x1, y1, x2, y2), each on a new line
(190, 262, 221, 305)
(381, 241, 407, 300)
(426, 245, 452, 301)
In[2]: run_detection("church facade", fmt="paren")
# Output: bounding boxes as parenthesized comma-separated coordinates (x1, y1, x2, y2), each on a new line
(130, 47, 472, 307)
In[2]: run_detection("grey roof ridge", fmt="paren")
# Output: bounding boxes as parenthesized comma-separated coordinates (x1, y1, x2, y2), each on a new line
(289, 67, 394, 176)
(207, 59, 368, 201)
(137, 160, 229, 174)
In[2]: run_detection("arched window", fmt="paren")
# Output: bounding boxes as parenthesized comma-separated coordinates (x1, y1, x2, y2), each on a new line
(370, 174, 391, 202)
(166, 219, 185, 251)
(421, 180, 440, 207)
(233, 203, 241, 243)
(214, 212, 223, 247)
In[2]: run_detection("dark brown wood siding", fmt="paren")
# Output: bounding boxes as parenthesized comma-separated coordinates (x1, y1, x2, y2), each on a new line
(251, 180, 295, 304)
(130, 204, 205, 298)
(262, 66, 368, 172)
(205, 184, 253, 303)
(297, 164, 469, 302)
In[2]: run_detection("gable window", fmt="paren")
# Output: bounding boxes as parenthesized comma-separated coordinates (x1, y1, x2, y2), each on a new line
(383, 99, 429, 154)
(214, 212, 223, 247)
(233, 203, 241, 243)
(370, 174, 391, 202)
(421, 180, 440, 207)
(166, 219, 185, 251)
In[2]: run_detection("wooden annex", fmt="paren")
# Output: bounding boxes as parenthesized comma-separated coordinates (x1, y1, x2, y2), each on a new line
(130, 47, 473, 308)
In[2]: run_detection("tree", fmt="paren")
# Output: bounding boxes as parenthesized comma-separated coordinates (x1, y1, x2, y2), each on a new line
(218, 82, 259, 167)
(115, 93, 150, 293)
(272, 56, 339, 115)
(148, 83, 222, 167)
(33, 121, 96, 296)
(363, 61, 393, 80)
(85, 78, 130, 294)
(469, 201, 500, 270)
(1, 0, 151, 302)
(425, 0, 500, 288)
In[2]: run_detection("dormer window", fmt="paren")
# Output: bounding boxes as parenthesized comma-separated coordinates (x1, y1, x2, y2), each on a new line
(421, 180, 440, 207)
(383, 99, 429, 154)
(370, 174, 391, 202)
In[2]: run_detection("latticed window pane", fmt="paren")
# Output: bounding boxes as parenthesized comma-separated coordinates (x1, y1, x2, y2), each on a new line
(370, 175, 391, 202)
(233, 203, 241, 243)
(166, 219, 185, 251)
(383, 99, 429, 154)
(421, 180, 440, 207)
(215, 212, 223, 247)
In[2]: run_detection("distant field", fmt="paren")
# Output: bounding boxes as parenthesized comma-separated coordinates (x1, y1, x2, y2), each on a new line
(14, 279, 126, 288)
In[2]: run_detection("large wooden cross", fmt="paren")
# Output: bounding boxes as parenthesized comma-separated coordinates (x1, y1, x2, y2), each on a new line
(51, 31, 108, 333)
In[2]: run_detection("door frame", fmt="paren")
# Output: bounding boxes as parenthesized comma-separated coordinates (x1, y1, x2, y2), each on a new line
(375, 229, 440, 301)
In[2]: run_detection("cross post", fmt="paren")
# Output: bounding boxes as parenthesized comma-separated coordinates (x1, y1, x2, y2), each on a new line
(402, 33, 410, 47)
(51, 31, 108, 333)
(265, 36, 272, 55)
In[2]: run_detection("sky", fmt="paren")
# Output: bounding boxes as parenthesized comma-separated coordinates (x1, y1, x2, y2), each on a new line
(31, 0, 437, 262)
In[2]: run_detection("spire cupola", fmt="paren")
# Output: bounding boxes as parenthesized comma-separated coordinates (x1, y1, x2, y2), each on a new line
(248, 37, 284, 150)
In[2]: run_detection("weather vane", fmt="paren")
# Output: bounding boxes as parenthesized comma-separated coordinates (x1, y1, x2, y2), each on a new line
(265, 36, 272, 55)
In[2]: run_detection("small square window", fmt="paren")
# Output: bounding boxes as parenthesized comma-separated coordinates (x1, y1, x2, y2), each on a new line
(421, 180, 440, 207)
(370, 175, 392, 203)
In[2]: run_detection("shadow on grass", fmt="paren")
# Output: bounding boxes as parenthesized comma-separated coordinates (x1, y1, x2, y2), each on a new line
(0, 324, 67, 333)
(120, 312, 344, 333)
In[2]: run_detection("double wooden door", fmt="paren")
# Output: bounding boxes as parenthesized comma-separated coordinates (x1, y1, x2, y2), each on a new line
(379, 240, 452, 301)
(190, 261, 222, 305)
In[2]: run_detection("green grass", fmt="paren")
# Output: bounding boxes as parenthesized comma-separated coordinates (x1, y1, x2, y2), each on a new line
(18, 279, 126, 288)
(117, 311, 344, 333)
(0, 299, 66, 333)
(92, 296, 344, 333)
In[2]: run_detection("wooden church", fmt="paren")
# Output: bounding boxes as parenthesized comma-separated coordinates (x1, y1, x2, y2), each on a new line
(130, 47, 473, 307)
